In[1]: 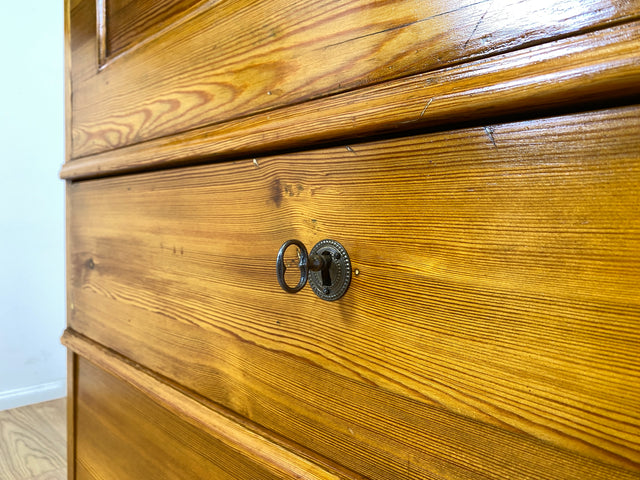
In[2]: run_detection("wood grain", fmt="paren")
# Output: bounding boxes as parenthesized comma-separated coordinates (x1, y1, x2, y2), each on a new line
(64, 332, 365, 479)
(0, 399, 66, 480)
(67, 0, 640, 158)
(67, 105, 640, 478)
(60, 20, 640, 180)
(72, 354, 350, 480)
(102, 0, 205, 61)
(63, 331, 639, 480)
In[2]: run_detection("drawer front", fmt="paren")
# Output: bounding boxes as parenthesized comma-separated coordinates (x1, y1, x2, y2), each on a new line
(74, 357, 284, 480)
(67, 106, 640, 479)
(68, 0, 640, 158)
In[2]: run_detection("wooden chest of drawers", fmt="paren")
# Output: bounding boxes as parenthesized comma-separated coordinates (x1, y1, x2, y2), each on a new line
(62, 1, 640, 478)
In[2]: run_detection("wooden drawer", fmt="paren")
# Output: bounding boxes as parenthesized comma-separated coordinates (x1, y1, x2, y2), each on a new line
(72, 355, 347, 479)
(68, 0, 640, 159)
(66, 105, 640, 479)
(74, 358, 280, 479)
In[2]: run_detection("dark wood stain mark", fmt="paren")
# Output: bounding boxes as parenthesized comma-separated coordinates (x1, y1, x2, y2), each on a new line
(271, 178, 283, 207)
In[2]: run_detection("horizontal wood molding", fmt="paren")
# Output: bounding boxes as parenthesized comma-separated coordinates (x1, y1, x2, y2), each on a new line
(61, 329, 362, 480)
(61, 20, 640, 180)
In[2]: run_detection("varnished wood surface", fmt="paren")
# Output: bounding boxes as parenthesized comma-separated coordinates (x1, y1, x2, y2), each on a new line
(67, 0, 640, 158)
(60, 20, 640, 180)
(0, 399, 66, 480)
(73, 355, 349, 480)
(101, 0, 205, 61)
(67, 106, 640, 478)
(63, 332, 364, 480)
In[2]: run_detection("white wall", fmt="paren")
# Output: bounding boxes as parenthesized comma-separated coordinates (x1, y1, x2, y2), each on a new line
(0, 1, 66, 410)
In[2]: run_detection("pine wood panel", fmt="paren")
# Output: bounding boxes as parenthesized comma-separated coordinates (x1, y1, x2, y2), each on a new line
(75, 357, 324, 480)
(0, 399, 66, 480)
(67, 0, 640, 159)
(64, 329, 638, 480)
(63, 332, 366, 480)
(67, 106, 640, 478)
(59, 20, 640, 180)
(101, 0, 205, 61)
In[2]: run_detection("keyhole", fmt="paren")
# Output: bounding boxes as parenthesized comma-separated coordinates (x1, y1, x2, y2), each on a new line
(321, 251, 333, 286)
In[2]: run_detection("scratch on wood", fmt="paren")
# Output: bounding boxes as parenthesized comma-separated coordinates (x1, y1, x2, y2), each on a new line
(464, 7, 489, 48)
(253, 158, 259, 168)
(324, 20, 424, 48)
(419, 98, 433, 118)
(346, 146, 356, 154)
(484, 126, 498, 149)
(322, 0, 492, 49)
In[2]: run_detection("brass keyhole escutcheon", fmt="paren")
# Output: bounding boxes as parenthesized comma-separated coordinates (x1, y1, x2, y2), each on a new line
(276, 239, 352, 301)
(308, 239, 351, 301)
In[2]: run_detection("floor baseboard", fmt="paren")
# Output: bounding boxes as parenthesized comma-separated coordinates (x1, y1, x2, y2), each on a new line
(0, 380, 66, 411)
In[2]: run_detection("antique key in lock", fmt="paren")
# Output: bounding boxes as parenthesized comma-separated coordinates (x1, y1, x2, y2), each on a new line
(276, 239, 352, 301)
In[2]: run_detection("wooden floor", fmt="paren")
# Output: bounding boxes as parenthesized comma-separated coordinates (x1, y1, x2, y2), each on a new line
(0, 398, 66, 480)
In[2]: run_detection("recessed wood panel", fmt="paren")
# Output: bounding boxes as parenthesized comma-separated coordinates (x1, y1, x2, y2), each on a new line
(67, 106, 640, 478)
(68, 0, 640, 159)
(100, 0, 205, 62)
